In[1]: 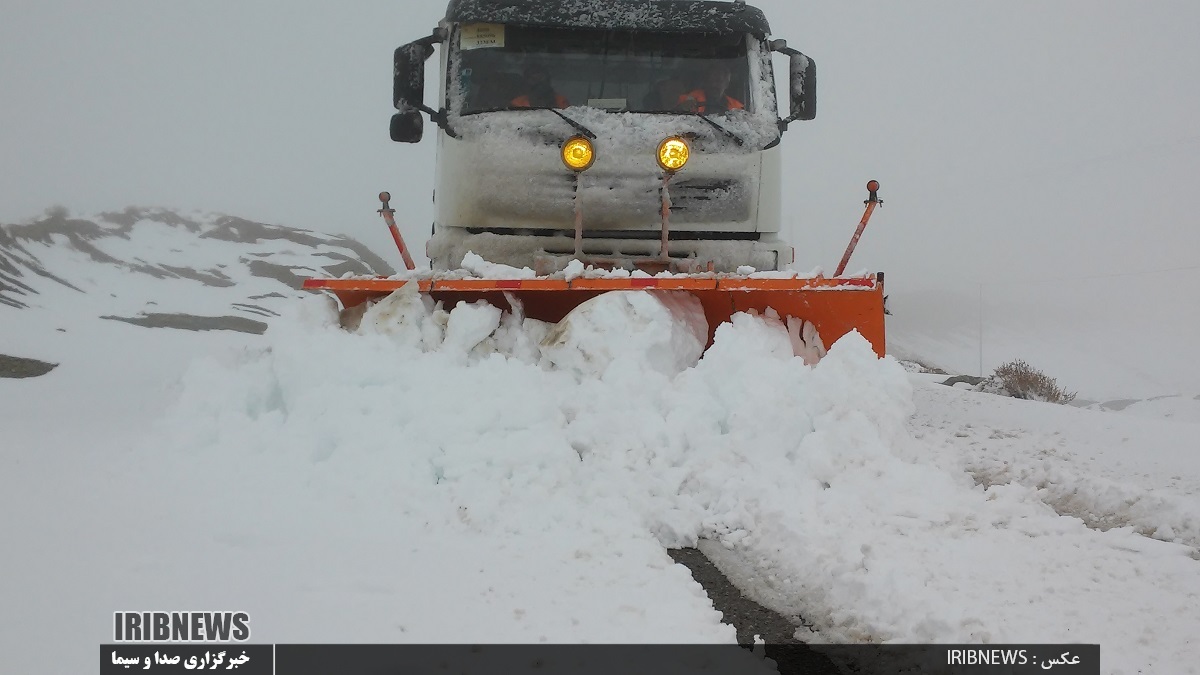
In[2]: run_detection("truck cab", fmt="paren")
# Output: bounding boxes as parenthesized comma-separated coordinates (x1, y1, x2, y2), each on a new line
(392, 0, 816, 273)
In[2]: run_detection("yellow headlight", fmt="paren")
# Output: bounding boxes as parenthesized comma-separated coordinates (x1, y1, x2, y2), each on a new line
(561, 136, 595, 172)
(657, 136, 690, 173)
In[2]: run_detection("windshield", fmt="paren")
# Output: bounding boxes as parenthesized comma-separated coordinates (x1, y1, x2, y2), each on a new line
(451, 24, 752, 115)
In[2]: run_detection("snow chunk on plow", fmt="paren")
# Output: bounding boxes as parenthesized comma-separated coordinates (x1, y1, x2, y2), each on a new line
(541, 291, 708, 379)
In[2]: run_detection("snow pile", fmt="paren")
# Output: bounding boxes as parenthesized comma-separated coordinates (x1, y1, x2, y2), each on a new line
(148, 288, 917, 643)
(17, 287, 1193, 673)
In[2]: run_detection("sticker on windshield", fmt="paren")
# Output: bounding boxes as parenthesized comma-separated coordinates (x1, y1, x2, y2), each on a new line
(460, 24, 505, 50)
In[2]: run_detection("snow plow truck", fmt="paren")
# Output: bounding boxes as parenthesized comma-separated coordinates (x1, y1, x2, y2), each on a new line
(304, 0, 886, 360)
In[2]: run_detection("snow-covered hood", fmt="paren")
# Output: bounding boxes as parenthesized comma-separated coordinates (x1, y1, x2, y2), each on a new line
(436, 109, 780, 233)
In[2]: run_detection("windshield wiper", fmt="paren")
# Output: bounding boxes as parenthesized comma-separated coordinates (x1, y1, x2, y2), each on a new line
(523, 106, 596, 140)
(683, 111, 744, 147)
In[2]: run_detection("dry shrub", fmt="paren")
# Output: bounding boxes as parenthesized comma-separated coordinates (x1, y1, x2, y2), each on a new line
(980, 359, 1076, 404)
(42, 204, 70, 220)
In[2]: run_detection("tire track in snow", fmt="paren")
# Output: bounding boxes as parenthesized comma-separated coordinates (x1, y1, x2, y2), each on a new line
(909, 383, 1200, 555)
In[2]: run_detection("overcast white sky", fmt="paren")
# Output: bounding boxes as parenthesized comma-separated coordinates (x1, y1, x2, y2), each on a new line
(3, 1, 1199, 293)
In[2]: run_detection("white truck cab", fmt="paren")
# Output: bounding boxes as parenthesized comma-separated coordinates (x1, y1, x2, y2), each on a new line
(391, 0, 816, 273)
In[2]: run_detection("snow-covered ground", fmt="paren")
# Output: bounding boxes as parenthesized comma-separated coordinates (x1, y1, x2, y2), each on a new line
(3, 236, 1199, 673)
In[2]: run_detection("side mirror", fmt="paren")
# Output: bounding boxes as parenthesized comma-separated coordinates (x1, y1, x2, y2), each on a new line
(390, 31, 444, 142)
(770, 40, 816, 131)
(390, 111, 424, 143)
(788, 52, 816, 122)
(393, 42, 433, 113)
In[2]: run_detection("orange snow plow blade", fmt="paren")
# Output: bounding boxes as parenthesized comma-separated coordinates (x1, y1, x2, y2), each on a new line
(302, 275, 886, 357)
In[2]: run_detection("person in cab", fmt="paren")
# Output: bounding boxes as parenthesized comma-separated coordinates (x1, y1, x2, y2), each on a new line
(510, 64, 569, 108)
(677, 62, 743, 114)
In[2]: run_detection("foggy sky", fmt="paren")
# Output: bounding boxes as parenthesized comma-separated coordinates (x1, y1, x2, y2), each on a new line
(3, 1, 1199, 292)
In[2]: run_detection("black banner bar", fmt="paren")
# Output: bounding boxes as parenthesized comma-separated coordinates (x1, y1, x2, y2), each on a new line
(104, 644, 1100, 675)
(276, 644, 1100, 675)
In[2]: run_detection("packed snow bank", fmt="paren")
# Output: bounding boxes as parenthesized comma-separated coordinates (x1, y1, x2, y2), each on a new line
(1081, 394, 1200, 424)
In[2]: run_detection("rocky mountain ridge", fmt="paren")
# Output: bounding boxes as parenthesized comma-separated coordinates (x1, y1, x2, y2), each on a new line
(0, 206, 393, 319)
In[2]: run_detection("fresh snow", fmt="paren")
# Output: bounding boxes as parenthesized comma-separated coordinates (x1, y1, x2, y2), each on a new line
(3, 267, 1199, 674)
(460, 251, 539, 280)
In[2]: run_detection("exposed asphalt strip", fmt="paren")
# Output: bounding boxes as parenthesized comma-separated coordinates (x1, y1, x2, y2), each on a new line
(667, 547, 843, 674)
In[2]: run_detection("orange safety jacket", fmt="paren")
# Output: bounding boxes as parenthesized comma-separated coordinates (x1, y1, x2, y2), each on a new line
(511, 93, 570, 109)
(677, 89, 744, 114)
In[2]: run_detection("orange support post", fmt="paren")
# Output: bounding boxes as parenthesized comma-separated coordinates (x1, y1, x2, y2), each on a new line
(377, 191, 416, 271)
(834, 180, 882, 277)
